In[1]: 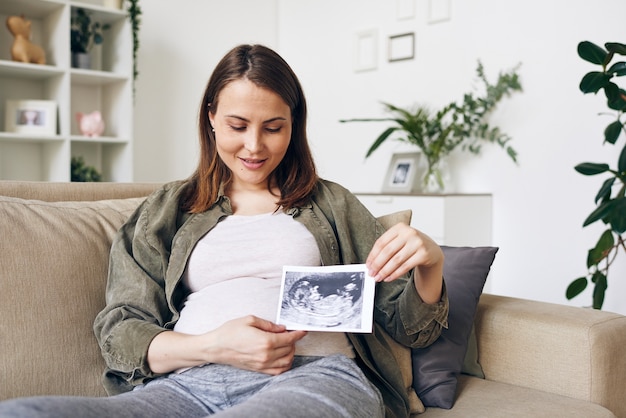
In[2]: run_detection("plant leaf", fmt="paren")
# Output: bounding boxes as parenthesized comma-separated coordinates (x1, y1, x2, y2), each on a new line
(606, 197, 626, 234)
(595, 177, 616, 203)
(579, 72, 611, 94)
(592, 271, 607, 309)
(618, 143, 626, 173)
(606, 86, 626, 111)
(607, 61, 626, 76)
(365, 127, 397, 158)
(587, 229, 614, 265)
(604, 120, 623, 144)
(606, 42, 626, 55)
(583, 200, 612, 227)
(578, 41, 607, 65)
(566, 277, 588, 299)
(574, 162, 610, 175)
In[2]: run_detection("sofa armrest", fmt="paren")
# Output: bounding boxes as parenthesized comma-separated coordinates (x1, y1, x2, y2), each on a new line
(474, 293, 626, 418)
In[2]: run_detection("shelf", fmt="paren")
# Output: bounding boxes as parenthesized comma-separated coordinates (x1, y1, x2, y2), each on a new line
(0, 132, 64, 144)
(70, 69, 128, 85)
(0, 0, 133, 182)
(0, 61, 65, 79)
(0, 0, 65, 17)
(71, 135, 129, 144)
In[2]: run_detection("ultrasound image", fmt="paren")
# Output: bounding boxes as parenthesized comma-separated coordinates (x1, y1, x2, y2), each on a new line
(280, 270, 364, 329)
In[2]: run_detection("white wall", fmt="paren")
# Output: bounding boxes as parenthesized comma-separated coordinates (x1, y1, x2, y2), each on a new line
(133, 0, 278, 181)
(134, 0, 626, 315)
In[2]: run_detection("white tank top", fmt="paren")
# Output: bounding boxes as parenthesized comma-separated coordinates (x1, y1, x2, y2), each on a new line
(174, 210, 355, 359)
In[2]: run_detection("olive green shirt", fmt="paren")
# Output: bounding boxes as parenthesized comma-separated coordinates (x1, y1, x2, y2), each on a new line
(94, 179, 448, 418)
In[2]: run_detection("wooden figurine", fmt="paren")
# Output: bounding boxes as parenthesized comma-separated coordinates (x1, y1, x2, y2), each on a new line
(6, 15, 46, 65)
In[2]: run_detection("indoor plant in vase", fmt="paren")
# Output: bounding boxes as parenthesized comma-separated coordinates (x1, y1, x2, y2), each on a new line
(340, 61, 523, 192)
(566, 41, 626, 310)
(70, 8, 109, 69)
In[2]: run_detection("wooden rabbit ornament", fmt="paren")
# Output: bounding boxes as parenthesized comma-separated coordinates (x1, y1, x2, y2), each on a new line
(6, 15, 46, 65)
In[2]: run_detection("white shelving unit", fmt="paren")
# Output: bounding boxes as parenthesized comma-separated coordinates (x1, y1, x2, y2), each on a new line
(355, 193, 493, 246)
(0, 0, 132, 181)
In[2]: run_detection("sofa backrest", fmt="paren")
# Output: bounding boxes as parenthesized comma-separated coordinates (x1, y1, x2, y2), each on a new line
(0, 194, 149, 399)
(0, 181, 161, 202)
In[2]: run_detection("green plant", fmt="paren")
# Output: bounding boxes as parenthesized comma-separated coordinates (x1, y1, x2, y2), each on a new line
(340, 61, 522, 191)
(566, 41, 626, 310)
(70, 8, 110, 54)
(71, 156, 102, 182)
(126, 0, 142, 85)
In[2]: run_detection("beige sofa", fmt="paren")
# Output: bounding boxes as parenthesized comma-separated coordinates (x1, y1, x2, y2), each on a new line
(1, 180, 625, 418)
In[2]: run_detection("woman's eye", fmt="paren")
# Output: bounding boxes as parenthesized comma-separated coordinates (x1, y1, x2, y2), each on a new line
(266, 126, 282, 133)
(229, 125, 246, 132)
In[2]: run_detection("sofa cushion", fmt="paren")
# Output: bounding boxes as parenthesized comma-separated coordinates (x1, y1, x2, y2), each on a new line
(411, 246, 498, 409)
(417, 375, 616, 418)
(0, 196, 144, 400)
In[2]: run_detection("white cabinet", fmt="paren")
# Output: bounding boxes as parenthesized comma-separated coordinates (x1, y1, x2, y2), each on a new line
(355, 193, 492, 246)
(0, 0, 132, 181)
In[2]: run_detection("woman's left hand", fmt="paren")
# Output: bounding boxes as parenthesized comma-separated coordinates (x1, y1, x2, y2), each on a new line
(366, 222, 444, 304)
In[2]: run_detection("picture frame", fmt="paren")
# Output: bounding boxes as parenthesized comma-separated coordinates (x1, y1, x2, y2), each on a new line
(428, 0, 451, 24)
(396, 0, 415, 20)
(381, 152, 423, 194)
(354, 29, 378, 72)
(5, 100, 57, 136)
(388, 32, 415, 62)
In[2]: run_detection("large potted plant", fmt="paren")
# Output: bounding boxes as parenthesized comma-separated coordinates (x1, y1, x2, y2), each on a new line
(340, 61, 522, 192)
(566, 41, 626, 309)
(70, 8, 109, 69)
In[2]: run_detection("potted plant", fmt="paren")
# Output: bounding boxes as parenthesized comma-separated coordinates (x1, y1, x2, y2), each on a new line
(71, 156, 102, 182)
(340, 61, 522, 192)
(566, 41, 626, 310)
(70, 8, 109, 69)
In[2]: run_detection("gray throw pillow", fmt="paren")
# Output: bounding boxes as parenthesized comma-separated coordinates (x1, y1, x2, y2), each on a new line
(411, 246, 498, 409)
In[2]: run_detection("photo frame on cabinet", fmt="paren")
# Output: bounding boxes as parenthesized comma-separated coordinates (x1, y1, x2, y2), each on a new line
(5, 100, 57, 136)
(382, 152, 423, 194)
(388, 32, 415, 62)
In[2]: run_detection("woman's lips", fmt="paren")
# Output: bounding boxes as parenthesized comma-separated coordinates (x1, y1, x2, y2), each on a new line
(239, 157, 267, 169)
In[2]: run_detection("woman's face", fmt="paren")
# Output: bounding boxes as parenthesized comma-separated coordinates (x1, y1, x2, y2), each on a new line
(209, 78, 292, 192)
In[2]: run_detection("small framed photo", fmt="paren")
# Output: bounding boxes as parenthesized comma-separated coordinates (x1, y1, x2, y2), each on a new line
(388, 32, 415, 62)
(5, 100, 57, 136)
(382, 152, 423, 194)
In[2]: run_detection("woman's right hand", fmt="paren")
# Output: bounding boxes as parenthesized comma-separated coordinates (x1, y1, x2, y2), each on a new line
(147, 315, 307, 375)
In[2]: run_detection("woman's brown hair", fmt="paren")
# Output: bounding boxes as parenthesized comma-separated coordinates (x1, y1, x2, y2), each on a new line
(182, 44, 318, 213)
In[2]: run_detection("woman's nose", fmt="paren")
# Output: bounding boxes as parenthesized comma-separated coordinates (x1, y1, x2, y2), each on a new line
(244, 129, 263, 152)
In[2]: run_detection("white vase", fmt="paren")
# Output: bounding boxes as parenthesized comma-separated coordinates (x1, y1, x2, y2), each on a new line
(422, 160, 451, 194)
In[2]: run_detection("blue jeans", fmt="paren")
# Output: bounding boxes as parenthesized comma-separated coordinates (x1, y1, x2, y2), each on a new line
(0, 355, 384, 418)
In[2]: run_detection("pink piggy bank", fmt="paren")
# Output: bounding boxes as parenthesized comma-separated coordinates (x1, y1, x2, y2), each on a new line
(76, 111, 105, 137)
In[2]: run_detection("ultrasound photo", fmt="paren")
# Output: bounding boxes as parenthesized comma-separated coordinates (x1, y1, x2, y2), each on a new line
(276, 264, 375, 333)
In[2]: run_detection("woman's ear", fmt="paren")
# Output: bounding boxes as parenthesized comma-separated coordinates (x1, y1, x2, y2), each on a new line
(208, 106, 215, 130)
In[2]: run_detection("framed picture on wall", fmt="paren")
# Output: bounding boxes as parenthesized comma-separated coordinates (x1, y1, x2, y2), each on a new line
(354, 29, 378, 72)
(388, 32, 415, 62)
(5, 100, 57, 136)
(382, 152, 423, 193)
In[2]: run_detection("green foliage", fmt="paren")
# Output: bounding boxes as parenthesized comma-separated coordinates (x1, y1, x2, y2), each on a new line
(70, 8, 110, 54)
(71, 157, 101, 182)
(126, 0, 142, 85)
(567, 41, 626, 309)
(340, 61, 522, 190)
